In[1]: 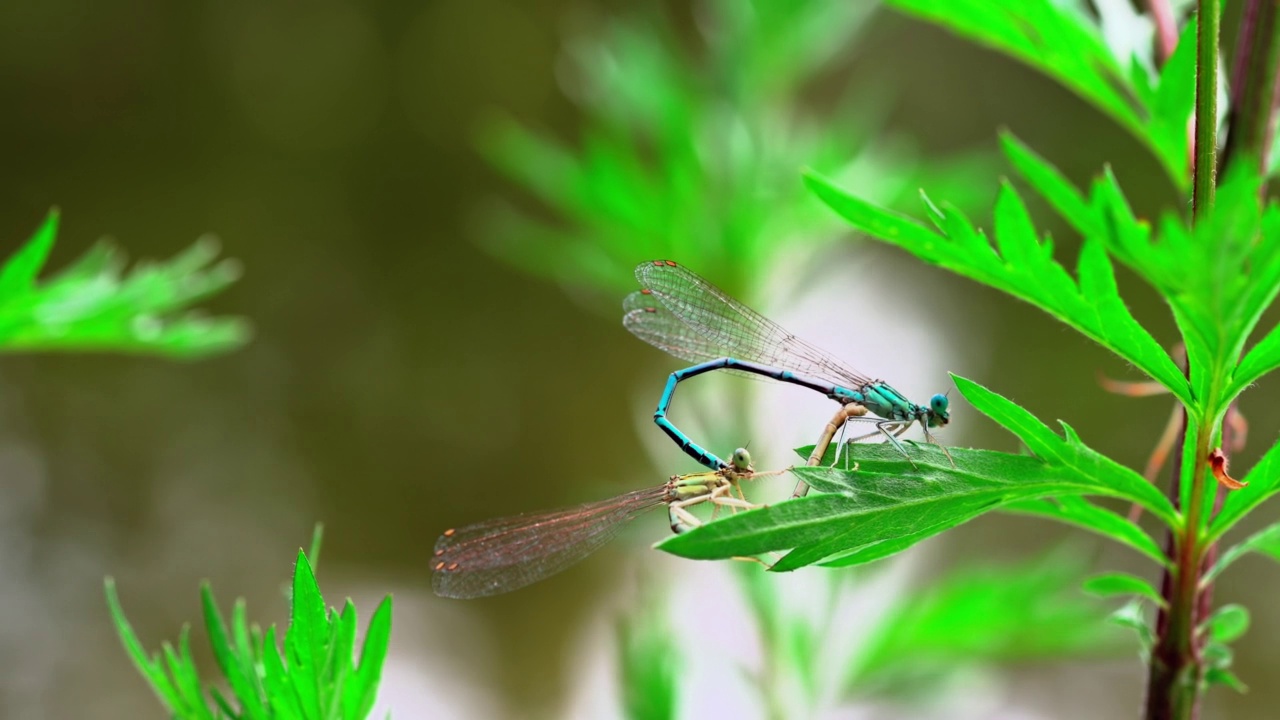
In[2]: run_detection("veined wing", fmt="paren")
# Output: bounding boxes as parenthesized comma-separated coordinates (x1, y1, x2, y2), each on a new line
(625, 291, 796, 384)
(432, 486, 667, 599)
(624, 290, 732, 363)
(633, 260, 872, 388)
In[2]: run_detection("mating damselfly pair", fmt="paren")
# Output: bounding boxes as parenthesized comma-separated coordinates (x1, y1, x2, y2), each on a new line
(432, 260, 951, 599)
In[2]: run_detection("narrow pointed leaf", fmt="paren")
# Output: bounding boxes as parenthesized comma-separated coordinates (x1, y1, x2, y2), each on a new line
(0, 209, 58, 298)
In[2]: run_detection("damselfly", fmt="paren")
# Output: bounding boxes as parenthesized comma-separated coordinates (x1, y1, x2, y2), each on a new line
(432, 448, 782, 599)
(623, 259, 951, 496)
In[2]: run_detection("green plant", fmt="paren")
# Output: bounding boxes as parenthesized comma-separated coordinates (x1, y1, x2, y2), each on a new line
(106, 530, 392, 720)
(479, 1, 991, 301)
(655, 1, 1280, 716)
(0, 210, 248, 355)
(487, 1, 1130, 717)
(0, 211, 395, 716)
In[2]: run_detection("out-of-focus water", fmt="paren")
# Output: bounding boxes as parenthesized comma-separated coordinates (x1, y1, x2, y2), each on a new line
(1, 2, 1277, 718)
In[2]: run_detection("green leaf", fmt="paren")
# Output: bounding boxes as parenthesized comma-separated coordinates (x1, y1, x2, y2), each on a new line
(1203, 604, 1250, 644)
(1000, 133, 1095, 236)
(659, 433, 1176, 570)
(954, 375, 1178, 525)
(1205, 522, 1280, 582)
(817, 520, 975, 568)
(1108, 600, 1154, 651)
(262, 625, 305, 719)
(803, 170, 1191, 406)
(201, 586, 268, 720)
(1001, 496, 1169, 567)
(0, 222, 250, 357)
(104, 577, 199, 716)
(327, 603, 357, 720)
(0, 209, 58, 298)
(478, 2, 994, 303)
(1081, 572, 1165, 606)
(617, 588, 681, 720)
(1227, 193, 1280, 395)
(844, 549, 1126, 694)
(1204, 666, 1249, 692)
(286, 551, 328, 720)
(164, 631, 211, 718)
(345, 596, 392, 720)
(883, 0, 1187, 187)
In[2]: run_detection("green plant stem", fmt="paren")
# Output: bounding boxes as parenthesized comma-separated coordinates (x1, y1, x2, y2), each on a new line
(1192, 0, 1220, 221)
(1146, 3, 1222, 718)
(1220, 0, 1280, 175)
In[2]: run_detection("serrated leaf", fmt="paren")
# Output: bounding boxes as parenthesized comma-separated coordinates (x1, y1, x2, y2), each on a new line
(659, 433, 1176, 570)
(804, 170, 1191, 406)
(954, 375, 1178, 525)
(1081, 572, 1165, 605)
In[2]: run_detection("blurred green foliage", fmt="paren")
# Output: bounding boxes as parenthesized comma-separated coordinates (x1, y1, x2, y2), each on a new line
(843, 549, 1125, 698)
(0, 210, 248, 357)
(617, 583, 680, 720)
(479, 0, 992, 302)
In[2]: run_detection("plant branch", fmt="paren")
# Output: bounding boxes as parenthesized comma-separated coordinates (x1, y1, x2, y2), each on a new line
(1146, 4, 1220, 717)
(1220, 0, 1280, 175)
(1192, 0, 1221, 221)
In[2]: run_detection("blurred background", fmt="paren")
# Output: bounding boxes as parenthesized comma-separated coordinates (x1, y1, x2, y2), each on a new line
(1, 0, 1277, 717)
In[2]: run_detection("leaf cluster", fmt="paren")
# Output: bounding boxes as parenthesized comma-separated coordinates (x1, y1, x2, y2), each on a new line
(0, 210, 249, 357)
(660, 10, 1280, 678)
(105, 551, 391, 720)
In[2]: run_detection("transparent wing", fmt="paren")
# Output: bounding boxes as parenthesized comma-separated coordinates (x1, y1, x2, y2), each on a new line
(432, 486, 667, 599)
(625, 291, 789, 383)
(624, 290, 735, 363)
(632, 260, 872, 388)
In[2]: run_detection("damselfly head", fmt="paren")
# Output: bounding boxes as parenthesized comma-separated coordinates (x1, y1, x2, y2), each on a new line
(927, 393, 950, 427)
(730, 447, 753, 472)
